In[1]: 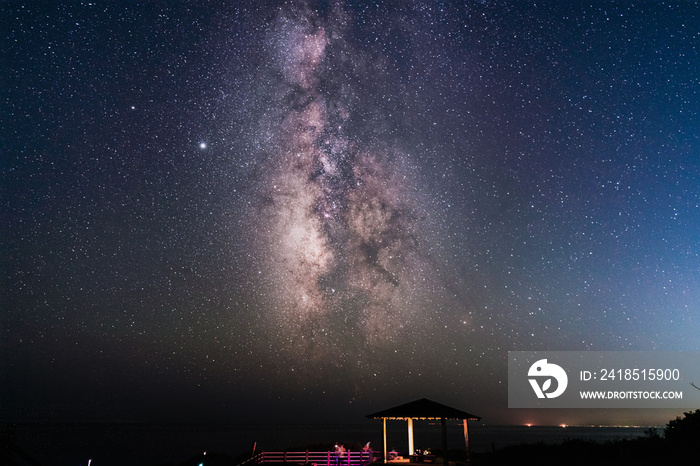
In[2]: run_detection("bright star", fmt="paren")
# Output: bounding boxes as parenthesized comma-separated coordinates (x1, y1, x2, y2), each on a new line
(199, 142, 207, 150)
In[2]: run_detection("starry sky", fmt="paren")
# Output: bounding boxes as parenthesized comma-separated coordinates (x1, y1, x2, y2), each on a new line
(2, 1, 698, 427)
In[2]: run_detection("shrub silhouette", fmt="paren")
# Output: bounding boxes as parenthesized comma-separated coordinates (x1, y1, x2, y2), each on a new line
(664, 408, 700, 446)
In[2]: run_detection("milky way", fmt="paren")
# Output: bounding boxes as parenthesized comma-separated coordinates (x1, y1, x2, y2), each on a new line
(4, 0, 698, 427)
(246, 4, 442, 373)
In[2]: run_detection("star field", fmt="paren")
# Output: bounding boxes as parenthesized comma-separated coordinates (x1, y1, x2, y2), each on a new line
(2, 1, 698, 425)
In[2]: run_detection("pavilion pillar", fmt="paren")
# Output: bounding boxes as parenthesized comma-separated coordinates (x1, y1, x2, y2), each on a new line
(407, 418, 415, 456)
(440, 418, 448, 464)
(383, 418, 388, 463)
(462, 419, 470, 459)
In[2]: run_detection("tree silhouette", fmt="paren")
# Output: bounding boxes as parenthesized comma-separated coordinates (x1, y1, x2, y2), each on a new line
(664, 409, 700, 446)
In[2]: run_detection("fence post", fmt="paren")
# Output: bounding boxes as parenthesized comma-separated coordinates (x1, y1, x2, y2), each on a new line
(327, 451, 331, 466)
(306, 450, 309, 463)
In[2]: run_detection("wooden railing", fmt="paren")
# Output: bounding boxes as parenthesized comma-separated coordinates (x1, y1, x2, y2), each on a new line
(246, 450, 377, 466)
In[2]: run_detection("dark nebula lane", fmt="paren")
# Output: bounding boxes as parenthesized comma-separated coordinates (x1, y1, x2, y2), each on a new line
(3, 0, 697, 426)
(245, 3, 445, 372)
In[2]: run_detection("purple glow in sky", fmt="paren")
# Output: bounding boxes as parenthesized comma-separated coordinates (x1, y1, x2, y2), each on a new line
(2, 1, 698, 427)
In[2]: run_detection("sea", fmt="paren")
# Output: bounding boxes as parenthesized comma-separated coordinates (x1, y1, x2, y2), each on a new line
(4, 421, 659, 466)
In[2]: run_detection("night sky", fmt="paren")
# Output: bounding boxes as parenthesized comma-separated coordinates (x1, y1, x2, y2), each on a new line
(2, 1, 698, 427)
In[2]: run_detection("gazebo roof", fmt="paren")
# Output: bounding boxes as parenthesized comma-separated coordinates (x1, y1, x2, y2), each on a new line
(366, 398, 480, 421)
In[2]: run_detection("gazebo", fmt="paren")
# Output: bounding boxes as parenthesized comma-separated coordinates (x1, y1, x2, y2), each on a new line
(366, 398, 480, 463)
